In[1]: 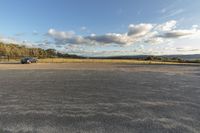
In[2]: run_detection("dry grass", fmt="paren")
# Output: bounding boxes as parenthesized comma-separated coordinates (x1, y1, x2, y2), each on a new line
(0, 59, 20, 63)
(0, 58, 192, 65)
(38, 58, 183, 65)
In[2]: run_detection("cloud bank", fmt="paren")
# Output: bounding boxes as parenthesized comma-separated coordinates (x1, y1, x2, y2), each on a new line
(47, 20, 200, 47)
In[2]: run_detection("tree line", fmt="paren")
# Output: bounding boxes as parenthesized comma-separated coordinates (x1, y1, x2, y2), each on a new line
(0, 42, 81, 59)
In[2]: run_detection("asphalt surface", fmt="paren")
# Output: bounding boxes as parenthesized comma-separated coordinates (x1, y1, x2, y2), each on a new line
(0, 63, 200, 133)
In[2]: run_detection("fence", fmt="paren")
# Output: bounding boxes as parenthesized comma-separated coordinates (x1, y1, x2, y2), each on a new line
(0, 56, 20, 63)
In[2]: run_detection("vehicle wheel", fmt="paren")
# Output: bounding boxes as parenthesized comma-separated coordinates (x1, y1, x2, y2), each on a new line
(27, 60, 31, 64)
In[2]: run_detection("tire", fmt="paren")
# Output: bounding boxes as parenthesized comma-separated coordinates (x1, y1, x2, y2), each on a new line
(27, 60, 31, 64)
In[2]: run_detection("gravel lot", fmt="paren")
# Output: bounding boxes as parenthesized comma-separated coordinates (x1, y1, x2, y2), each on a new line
(0, 63, 200, 133)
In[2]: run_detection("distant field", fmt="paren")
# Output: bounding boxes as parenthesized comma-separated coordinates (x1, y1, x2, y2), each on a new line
(38, 58, 184, 65)
(0, 58, 20, 63)
(1, 58, 199, 65)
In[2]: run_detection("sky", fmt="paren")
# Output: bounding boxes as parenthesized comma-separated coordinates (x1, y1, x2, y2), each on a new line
(0, 0, 200, 56)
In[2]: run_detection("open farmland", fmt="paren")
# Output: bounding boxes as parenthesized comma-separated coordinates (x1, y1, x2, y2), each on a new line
(0, 63, 200, 133)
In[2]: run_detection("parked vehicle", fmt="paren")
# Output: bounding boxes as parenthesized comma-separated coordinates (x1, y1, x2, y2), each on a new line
(21, 57, 38, 64)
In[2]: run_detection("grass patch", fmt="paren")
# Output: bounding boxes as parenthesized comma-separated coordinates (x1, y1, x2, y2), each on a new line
(1, 58, 198, 65)
(0, 59, 20, 63)
(38, 58, 184, 65)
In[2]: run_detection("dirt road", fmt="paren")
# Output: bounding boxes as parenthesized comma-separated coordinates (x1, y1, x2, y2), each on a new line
(0, 63, 200, 133)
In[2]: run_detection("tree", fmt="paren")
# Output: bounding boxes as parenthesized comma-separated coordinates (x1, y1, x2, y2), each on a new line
(45, 49, 57, 57)
(0, 42, 81, 59)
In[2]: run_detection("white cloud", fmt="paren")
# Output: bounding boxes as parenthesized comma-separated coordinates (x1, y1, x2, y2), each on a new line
(48, 29, 75, 40)
(145, 37, 164, 44)
(47, 20, 200, 47)
(0, 36, 22, 44)
(47, 29, 89, 45)
(47, 29, 135, 46)
(156, 20, 177, 31)
(47, 24, 153, 46)
(176, 47, 200, 52)
(0, 36, 38, 48)
(162, 9, 184, 18)
(158, 29, 197, 38)
(192, 25, 199, 29)
(128, 23, 153, 36)
(86, 33, 135, 45)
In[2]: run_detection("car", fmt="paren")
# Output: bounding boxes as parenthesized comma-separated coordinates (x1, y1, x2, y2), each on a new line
(21, 57, 38, 64)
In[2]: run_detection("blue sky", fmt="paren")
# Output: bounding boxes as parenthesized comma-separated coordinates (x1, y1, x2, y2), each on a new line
(0, 0, 200, 56)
